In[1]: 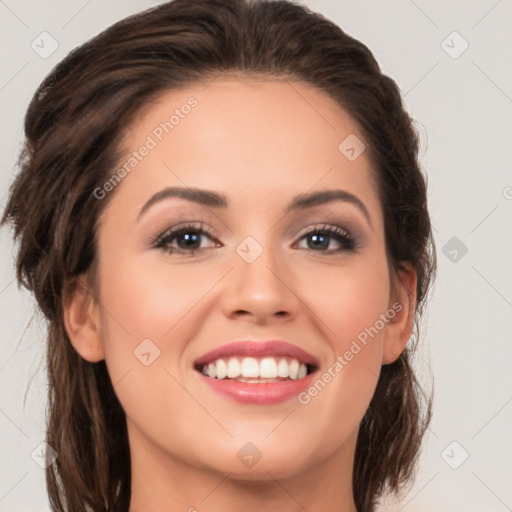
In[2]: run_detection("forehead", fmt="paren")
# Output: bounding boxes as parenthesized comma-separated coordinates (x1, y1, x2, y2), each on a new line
(102, 77, 381, 223)
(126, 76, 364, 161)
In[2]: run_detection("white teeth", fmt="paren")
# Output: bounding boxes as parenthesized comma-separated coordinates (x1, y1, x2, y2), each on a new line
(226, 358, 241, 378)
(200, 356, 312, 381)
(241, 357, 260, 378)
(289, 359, 299, 380)
(277, 358, 289, 378)
(260, 357, 278, 378)
(216, 358, 227, 379)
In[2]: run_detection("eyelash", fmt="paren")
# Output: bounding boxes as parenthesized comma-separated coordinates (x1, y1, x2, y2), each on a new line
(153, 222, 358, 256)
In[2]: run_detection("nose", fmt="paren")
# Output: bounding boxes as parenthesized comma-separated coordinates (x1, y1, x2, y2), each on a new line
(220, 245, 301, 324)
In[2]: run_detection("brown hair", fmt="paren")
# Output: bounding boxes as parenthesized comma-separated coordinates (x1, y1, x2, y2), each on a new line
(1, 0, 436, 510)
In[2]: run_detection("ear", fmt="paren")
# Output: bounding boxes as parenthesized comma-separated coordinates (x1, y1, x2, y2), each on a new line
(382, 263, 417, 365)
(62, 275, 105, 362)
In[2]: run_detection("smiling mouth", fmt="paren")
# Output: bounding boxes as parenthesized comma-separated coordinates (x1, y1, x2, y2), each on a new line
(194, 356, 317, 382)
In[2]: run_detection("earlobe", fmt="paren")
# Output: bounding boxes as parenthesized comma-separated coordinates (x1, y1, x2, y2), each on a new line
(382, 263, 417, 365)
(62, 275, 105, 363)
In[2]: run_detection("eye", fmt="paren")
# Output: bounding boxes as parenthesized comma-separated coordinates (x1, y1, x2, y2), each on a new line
(152, 222, 358, 256)
(153, 222, 219, 255)
(295, 224, 357, 253)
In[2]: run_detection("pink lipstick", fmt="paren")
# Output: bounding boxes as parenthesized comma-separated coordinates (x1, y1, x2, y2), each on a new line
(193, 340, 319, 405)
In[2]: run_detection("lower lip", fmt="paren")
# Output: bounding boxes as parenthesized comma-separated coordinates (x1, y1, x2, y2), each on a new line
(196, 371, 317, 405)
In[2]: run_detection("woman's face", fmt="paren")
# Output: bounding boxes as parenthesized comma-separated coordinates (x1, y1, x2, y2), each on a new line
(76, 77, 412, 482)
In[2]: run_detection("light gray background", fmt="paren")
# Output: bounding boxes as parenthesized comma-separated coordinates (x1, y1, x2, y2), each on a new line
(1, 1, 511, 511)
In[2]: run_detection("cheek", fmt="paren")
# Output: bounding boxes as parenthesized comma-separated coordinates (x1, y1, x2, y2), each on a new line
(98, 251, 219, 340)
(300, 253, 390, 349)
(296, 253, 390, 409)
(295, 269, 389, 435)
(96, 250, 225, 389)
(95, 255, 206, 435)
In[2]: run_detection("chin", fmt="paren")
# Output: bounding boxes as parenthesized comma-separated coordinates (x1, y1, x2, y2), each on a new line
(192, 441, 321, 482)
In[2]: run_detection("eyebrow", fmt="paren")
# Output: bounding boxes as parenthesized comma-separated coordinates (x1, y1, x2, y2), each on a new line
(137, 186, 372, 226)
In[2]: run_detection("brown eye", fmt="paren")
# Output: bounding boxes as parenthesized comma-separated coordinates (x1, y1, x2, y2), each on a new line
(154, 223, 219, 255)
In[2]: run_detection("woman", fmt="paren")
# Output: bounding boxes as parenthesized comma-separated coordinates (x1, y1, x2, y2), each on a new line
(1, 0, 436, 510)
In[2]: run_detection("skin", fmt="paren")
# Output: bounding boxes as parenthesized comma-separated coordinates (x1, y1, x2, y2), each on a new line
(64, 76, 416, 512)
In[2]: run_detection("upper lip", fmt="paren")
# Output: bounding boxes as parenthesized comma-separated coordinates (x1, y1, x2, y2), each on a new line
(194, 340, 320, 368)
